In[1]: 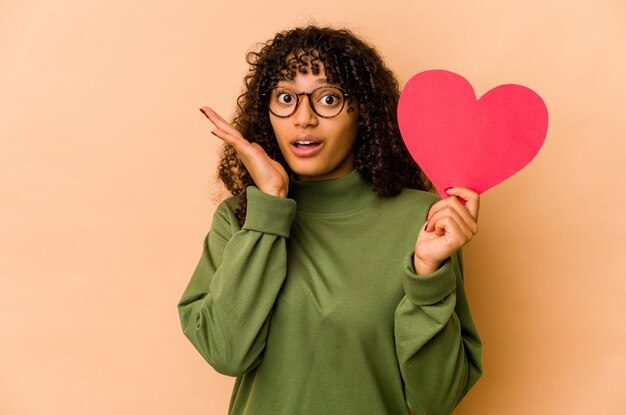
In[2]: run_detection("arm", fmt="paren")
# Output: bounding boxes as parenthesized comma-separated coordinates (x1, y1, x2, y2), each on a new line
(396, 187, 482, 414)
(395, 249, 482, 415)
(177, 187, 296, 376)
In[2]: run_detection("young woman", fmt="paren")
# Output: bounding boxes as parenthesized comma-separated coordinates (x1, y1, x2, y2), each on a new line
(178, 26, 482, 415)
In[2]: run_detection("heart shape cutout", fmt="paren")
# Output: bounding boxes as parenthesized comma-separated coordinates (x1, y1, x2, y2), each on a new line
(397, 69, 548, 198)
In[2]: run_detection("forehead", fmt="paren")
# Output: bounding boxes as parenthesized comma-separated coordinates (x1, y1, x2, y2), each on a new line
(276, 76, 332, 87)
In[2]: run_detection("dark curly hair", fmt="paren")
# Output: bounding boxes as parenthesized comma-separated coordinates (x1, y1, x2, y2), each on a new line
(217, 25, 432, 226)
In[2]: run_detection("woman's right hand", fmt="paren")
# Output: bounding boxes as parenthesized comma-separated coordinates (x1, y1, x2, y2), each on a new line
(200, 106, 289, 198)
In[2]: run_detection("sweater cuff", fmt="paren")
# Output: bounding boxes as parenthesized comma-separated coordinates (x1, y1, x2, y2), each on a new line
(242, 186, 297, 238)
(401, 252, 456, 305)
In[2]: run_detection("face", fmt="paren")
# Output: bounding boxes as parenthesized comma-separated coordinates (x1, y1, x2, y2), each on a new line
(269, 64, 359, 181)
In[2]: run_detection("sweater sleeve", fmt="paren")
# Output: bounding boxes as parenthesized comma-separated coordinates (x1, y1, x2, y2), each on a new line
(177, 186, 297, 377)
(394, 249, 483, 415)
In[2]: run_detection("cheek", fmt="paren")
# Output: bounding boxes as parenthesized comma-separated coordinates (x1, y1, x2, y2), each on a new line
(269, 118, 288, 139)
(340, 117, 359, 146)
(269, 121, 292, 156)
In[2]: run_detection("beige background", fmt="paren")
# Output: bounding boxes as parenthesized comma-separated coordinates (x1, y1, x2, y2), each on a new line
(1, 0, 625, 414)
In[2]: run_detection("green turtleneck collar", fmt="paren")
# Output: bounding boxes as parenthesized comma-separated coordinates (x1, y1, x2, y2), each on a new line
(288, 169, 377, 215)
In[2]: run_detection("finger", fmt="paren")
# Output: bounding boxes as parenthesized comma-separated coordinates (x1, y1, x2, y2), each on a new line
(440, 196, 478, 234)
(445, 187, 480, 220)
(210, 126, 261, 162)
(426, 197, 477, 234)
(210, 129, 261, 173)
(427, 196, 472, 223)
(200, 106, 244, 140)
(211, 127, 247, 148)
(199, 106, 229, 128)
(426, 203, 477, 240)
(214, 131, 279, 186)
(426, 193, 467, 218)
(430, 214, 474, 243)
(425, 198, 448, 220)
(426, 205, 473, 238)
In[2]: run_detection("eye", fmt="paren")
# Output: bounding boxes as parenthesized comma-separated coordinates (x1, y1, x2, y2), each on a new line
(313, 87, 343, 107)
(276, 91, 296, 105)
(320, 94, 339, 105)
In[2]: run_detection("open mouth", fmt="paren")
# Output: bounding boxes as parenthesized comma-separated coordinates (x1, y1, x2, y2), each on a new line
(293, 140, 321, 147)
(290, 136, 323, 157)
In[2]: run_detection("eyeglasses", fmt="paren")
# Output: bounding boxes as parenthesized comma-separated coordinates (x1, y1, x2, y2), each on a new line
(265, 86, 350, 118)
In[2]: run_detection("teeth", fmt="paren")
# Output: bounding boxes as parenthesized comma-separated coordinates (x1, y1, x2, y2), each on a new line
(295, 141, 317, 145)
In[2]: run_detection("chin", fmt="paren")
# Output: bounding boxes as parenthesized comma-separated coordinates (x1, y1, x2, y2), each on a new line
(286, 154, 354, 181)
(288, 163, 327, 180)
(292, 168, 327, 181)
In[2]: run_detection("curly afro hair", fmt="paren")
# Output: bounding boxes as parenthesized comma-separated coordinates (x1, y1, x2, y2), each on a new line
(217, 25, 432, 226)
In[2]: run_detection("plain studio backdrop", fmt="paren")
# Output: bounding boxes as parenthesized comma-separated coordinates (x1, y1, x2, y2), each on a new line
(1, 0, 624, 414)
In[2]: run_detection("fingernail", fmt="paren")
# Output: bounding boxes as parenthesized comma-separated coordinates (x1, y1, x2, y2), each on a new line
(424, 222, 429, 231)
(444, 187, 453, 193)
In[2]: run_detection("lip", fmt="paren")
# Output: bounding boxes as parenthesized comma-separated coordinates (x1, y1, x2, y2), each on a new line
(290, 134, 323, 157)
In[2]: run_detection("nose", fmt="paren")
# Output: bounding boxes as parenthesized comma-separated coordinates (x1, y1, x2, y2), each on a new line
(292, 95, 318, 127)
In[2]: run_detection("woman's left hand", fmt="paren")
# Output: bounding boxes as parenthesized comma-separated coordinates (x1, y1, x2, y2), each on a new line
(413, 187, 480, 275)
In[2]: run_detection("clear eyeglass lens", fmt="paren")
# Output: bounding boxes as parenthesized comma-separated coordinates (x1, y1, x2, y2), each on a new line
(269, 87, 344, 117)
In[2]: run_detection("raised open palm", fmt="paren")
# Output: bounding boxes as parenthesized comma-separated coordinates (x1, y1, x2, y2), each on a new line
(200, 106, 289, 198)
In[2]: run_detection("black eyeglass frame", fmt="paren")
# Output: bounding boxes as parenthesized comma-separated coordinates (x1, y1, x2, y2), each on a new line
(262, 86, 351, 119)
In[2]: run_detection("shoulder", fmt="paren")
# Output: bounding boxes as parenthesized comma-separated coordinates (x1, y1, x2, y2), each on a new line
(363, 188, 440, 236)
(392, 188, 441, 209)
(212, 193, 243, 229)
(216, 193, 243, 214)
(371, 188, 440, 224)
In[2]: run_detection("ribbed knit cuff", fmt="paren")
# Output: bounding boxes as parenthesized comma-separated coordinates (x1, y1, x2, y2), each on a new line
(401, 252, 457, 305)
(242, 186, 297, 238)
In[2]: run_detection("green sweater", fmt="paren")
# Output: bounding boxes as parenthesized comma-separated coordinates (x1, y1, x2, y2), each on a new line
(178, 170, 482, 415)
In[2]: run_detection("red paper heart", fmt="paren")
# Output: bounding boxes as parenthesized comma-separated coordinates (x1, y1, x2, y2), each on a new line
(397, 70, 548, 198)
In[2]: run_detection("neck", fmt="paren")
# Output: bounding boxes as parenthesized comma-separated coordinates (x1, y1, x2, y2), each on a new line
(288, 169, 377, 214)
